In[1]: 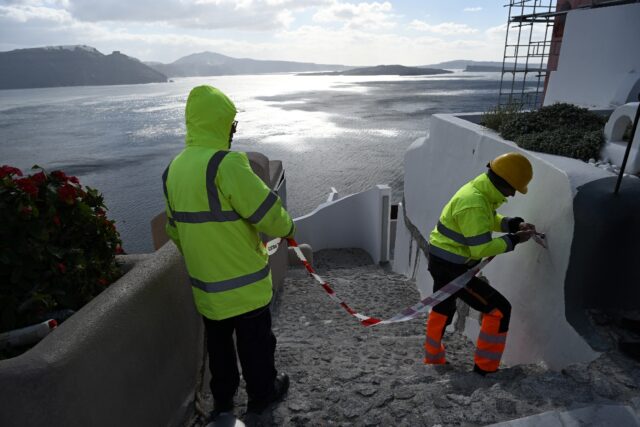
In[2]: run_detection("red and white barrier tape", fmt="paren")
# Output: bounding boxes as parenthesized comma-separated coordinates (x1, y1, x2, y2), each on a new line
(266, 234, 546, 327)
(269, 238, 492, 327)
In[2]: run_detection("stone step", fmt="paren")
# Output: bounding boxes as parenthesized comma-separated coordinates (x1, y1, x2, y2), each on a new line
(487, 404, 640, 427)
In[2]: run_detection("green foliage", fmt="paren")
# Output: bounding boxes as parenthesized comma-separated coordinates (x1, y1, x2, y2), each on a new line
(0, 166, 123, 334)
(515, 129, 603, 162)
(480, 102, 523, 132)
(482, 103, 606, 162)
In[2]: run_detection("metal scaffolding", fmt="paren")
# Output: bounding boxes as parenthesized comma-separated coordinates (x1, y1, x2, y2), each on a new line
(498, 0, 557, 111)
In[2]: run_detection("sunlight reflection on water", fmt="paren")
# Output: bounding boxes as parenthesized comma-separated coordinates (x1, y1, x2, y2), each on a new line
(0, 71, 505, 252)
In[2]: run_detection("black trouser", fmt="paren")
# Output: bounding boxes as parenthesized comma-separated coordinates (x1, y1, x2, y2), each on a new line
(203, 304, 277, 404)
(428, 254, 511, 333)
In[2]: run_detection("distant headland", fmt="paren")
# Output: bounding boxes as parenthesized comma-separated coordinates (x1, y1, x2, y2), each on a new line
(0, 46, 167, 90)
(300, 65, 453, 76)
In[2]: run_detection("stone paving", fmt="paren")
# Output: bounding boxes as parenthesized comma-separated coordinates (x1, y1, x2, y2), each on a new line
(191, 249, 640, 427)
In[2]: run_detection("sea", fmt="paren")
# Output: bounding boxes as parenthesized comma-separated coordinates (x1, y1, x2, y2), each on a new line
(0, 71, 505, 253)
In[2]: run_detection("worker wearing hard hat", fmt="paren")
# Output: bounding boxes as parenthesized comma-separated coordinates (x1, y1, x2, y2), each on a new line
(162, 85, 295, 420)
(424, 152, 536, 375)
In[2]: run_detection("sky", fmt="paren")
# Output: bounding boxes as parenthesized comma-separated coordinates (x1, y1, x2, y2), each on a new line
(0, 0, 512, 66)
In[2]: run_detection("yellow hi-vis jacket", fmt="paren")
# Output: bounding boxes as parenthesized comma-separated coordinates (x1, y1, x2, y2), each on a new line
(428, 173, 515, 265)
(162, 85, 294, 320)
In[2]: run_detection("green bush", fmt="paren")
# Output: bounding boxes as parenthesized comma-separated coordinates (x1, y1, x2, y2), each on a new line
(480, 102, 522, 132)
(481, 103, 606, 161)
(515, 129, 603, 162)
(0, 165, 123, 335)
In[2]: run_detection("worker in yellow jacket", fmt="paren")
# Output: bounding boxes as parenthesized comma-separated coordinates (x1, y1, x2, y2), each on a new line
(162, 85, 295, 419)
(425, 152, 535, 375)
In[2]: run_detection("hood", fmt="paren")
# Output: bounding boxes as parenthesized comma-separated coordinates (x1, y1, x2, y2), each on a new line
(185, 85, 237, 150)
(472, 173, 506, 206)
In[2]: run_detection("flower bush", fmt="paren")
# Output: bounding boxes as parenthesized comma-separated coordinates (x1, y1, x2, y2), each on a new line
(0, 165, 123, 334)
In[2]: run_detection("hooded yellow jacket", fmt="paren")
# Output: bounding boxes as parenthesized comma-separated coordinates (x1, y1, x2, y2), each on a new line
(163, 85, 294, 320)
(428, 173, 515, 265)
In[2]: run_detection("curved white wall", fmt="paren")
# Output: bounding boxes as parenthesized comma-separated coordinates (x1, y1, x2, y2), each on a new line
(601, 102, 640, 174)
(393, 113, 614, 369)
(294, 185, 391, 264)
(544, 3, 640, 109)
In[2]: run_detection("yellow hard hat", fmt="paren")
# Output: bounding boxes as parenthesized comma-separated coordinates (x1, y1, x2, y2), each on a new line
(489, 152, 533, 194)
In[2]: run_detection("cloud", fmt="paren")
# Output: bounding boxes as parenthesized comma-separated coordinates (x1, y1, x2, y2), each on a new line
(274, 25, 502, 66)
(0, 4, 72, 23)
(0, 0, 508, 64)
(312, 1, 396, 30)
(409, 20, 479, 35)
(62, 0, 327, 30)
(463, 7, 482, 12)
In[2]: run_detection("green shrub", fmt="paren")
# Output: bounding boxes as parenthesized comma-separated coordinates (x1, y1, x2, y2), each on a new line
(0, 165, 123, 335)
(480, 102, 522, 132)
(482, 103, 606, 161)
(515, 129, 603, 161)
(534, 103, 606, 132)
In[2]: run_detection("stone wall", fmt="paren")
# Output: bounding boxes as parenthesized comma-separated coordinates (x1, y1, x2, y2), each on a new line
(0, 243, 202, 427)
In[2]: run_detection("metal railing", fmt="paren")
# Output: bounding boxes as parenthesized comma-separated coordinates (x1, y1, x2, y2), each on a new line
(614, 94, 640, 194)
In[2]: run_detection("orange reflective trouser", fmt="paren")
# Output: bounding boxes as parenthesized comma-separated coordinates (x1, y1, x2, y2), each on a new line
(474, 309, 507, 372)
(424, 311, 448, 364)
(425, 254, 511, 372)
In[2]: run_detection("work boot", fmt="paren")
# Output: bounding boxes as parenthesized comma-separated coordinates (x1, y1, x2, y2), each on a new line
(246, 373, 290, 414)
(473, 364, 496, 376)
(210, 398, 234, 420)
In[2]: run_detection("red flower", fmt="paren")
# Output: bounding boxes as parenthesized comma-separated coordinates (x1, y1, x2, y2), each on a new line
(96, 208, 106, 217)
(57, 183, 77, 204)
(0, 165, 23, 179)
(15, 177, 39, 198)
(115, 245, 124, 254)
(51, 170, 67, 181)
(97, 277, 109, 286)
(53, 215, 61, 226)
(31, 171, 47, 186)
(20, 206, 33, 216)
(68, 176, 80, 184)
(58, 263, 66, 274)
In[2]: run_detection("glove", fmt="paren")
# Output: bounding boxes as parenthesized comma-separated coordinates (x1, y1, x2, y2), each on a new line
(507, 217, 524, 233)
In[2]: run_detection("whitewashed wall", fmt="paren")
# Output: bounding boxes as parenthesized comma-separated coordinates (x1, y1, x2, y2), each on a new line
(393, 113, 615, 369)
(294, 185, 391, 264)
(544, 3, 640, 109)
(602, 102, 640, 174)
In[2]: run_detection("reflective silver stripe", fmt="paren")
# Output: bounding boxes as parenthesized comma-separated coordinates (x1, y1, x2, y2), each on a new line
(205, 151, 241, 222)
(163, 151, 243, 225)
(437, 222, 491, 246)
(425, 351, 445, 361)
(428, 244, 468, 264)
(466, 232, 492, 246)
(500, 235, 514, 252)
(172, 211, 216, 223)
(437, 221, 467, 245)
(425, 336, 441, 349)
(162, 163, 175, 219)
(478, 331, 507, 344)
(190, 265, 270, 293)
(247, 192, 278, 224)
(500, 216, 511, 232)
(475, 348, 503, 361)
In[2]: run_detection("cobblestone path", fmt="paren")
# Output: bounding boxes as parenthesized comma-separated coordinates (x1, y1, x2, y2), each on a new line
(194, 249, 640, 427)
